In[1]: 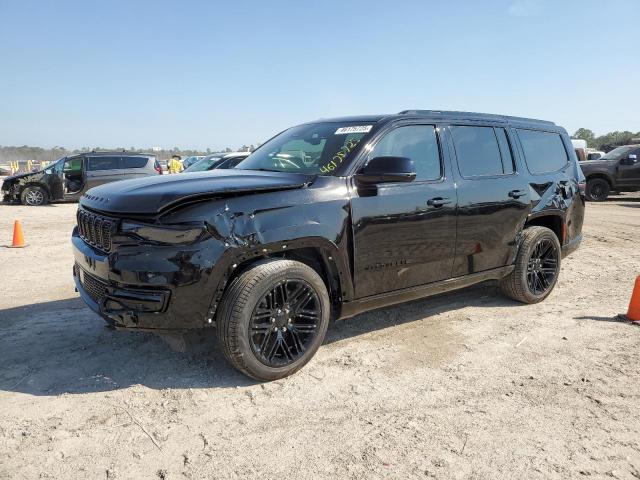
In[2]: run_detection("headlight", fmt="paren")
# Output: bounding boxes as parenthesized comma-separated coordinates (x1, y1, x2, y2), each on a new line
(120, 221, 205, 244)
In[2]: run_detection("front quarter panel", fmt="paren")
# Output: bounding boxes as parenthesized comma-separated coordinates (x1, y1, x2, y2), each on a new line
(159, 176, 354, 324)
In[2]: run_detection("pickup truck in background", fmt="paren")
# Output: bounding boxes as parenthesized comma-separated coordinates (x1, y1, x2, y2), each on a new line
(580, 144, 640, 201)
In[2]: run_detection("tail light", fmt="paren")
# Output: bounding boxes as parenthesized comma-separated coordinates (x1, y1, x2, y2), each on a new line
(154, 161, 163, 175)
(578, 181, 586, 196)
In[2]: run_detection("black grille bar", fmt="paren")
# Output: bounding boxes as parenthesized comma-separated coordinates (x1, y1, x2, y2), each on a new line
(76, 208, 116, 253)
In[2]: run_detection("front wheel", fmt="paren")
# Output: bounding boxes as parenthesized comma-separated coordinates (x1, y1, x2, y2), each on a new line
(500, 226, 561, 304)
(20, 186, 48, 206)
(216, 259, 330, 381)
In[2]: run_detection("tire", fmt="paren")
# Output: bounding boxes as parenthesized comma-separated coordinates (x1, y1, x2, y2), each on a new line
(20, 186, 48, 206)
(216, 259, 330, 381)
(586, 178, 610, 202)
(500, 226, 561, 304)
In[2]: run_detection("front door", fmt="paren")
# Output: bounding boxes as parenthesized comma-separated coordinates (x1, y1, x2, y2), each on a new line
(49, 157, 66, 200)
(445, 125, 530, 276)
(618, 148, 640, 187)
(350, 123, 458, 299)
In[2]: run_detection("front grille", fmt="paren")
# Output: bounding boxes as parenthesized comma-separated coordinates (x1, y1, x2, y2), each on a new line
(77, 208, 116, 252)
(77, 266, 108, 305)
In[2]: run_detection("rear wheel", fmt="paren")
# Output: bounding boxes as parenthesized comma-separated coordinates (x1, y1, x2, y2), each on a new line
(20, 186, 48, 206)
(586, 178, 610, 201)
(216, 259, 330, 381)
(500, 226, 561, 304)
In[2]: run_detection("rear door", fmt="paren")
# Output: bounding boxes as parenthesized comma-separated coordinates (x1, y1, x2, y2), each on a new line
(84, 155, 123, 190)
(445, 124, 530, 276)
(122, 155, 153, 179)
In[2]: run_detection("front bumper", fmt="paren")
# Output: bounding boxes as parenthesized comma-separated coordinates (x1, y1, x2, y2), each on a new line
(72, 228, 222, 329)
(73, 264, 171, 328)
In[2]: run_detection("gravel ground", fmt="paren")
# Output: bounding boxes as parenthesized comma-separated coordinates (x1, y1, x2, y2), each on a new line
(0, 194, 639, 480)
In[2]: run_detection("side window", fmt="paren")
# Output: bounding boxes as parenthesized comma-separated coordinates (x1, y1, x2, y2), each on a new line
(495, 128, 515, 174)
(122, 156, 149, 169)
(451, 126, 504, 177)
(369, 125, 441, 181)
(87, 156, 121, 171)
(517, 129, 568, 174)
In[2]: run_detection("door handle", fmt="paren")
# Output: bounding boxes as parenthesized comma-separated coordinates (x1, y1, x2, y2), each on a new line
(427, 197, 452, 207)
(508, 189, 527, 199)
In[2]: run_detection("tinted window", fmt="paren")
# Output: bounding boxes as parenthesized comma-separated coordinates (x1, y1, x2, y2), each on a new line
(219, 157, 245, 169)
(496, 129, 514, 174)
(517, 129, 568, 173)
(451, 126, 503, 177)
(122, 156, 149, 168)
(369, 125, 441, 181)
(87, 156, 120, 171)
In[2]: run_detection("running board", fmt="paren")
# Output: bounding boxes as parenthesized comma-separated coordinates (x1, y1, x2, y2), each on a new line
(338, 265, 514, 320)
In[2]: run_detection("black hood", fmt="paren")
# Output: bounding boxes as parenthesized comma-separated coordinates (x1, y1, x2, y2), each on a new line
(80, 169, 315, 215)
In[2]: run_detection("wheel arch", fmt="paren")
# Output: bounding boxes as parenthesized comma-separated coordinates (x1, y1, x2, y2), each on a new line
(524, 212, 564, 245)
(209, 239, 353, 323)
(19, 181, 51, 197)
(585, 173, 614, 188)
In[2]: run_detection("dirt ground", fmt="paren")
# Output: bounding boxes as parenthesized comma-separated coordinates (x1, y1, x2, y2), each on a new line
(0, 194, 639, 480)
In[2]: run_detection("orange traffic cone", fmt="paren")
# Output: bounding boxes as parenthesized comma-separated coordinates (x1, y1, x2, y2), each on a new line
(627, 276, 640, 322)
(8, 220, 27, 248)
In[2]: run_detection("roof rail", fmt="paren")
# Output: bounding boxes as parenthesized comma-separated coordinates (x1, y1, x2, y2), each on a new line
(397, 110, 555, 125)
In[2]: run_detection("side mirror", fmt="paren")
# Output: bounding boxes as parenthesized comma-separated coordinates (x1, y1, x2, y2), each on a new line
(356, 156, 416, 184)
(621, 155, 638, 165)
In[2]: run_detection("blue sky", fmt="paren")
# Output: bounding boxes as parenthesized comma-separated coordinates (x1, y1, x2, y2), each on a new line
(0, 0, 638, 150)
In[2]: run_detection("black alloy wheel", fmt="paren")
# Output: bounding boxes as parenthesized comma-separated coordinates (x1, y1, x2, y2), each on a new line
(500, 226, 562, 304)
(217, 259, 330, 381)
(249, 279, 320, 367)
(526, 238, 559, 295)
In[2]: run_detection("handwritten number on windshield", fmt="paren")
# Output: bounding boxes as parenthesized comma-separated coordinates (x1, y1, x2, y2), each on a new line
(319, 138, 361, 174)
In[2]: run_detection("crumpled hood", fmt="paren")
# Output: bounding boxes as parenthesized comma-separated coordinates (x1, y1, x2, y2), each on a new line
(3, 171, 40, 183)
(80, 169, 316, 215)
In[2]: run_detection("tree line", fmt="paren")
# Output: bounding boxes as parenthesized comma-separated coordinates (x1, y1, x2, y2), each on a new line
(0, 145, 257, 164)
(571, 129, 640, 152)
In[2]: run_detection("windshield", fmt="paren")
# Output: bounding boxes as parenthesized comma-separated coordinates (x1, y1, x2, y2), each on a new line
(184, 156, 223, 172)
(236, 122, 374, 175)
(600, 146, 635, 161)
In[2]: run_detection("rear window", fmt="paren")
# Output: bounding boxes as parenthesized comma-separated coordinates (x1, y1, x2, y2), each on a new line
(517, 129, 568, 174)
(87, 156, 121, 171)
(451, 126, 505, 177)
(122, 156, 149, 168)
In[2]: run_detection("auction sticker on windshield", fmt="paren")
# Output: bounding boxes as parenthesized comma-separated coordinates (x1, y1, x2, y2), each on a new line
(335, 125, 373, 135)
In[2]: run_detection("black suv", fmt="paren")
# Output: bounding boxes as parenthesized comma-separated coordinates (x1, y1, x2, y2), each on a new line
(2, 152, 161, 206)
(579, 145, 640, 201)
(72, 110, 585, 380)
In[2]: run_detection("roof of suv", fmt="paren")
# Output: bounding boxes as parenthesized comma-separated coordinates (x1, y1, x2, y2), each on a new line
(76, 151, 154, 156)
(310, 110, 556, 127)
